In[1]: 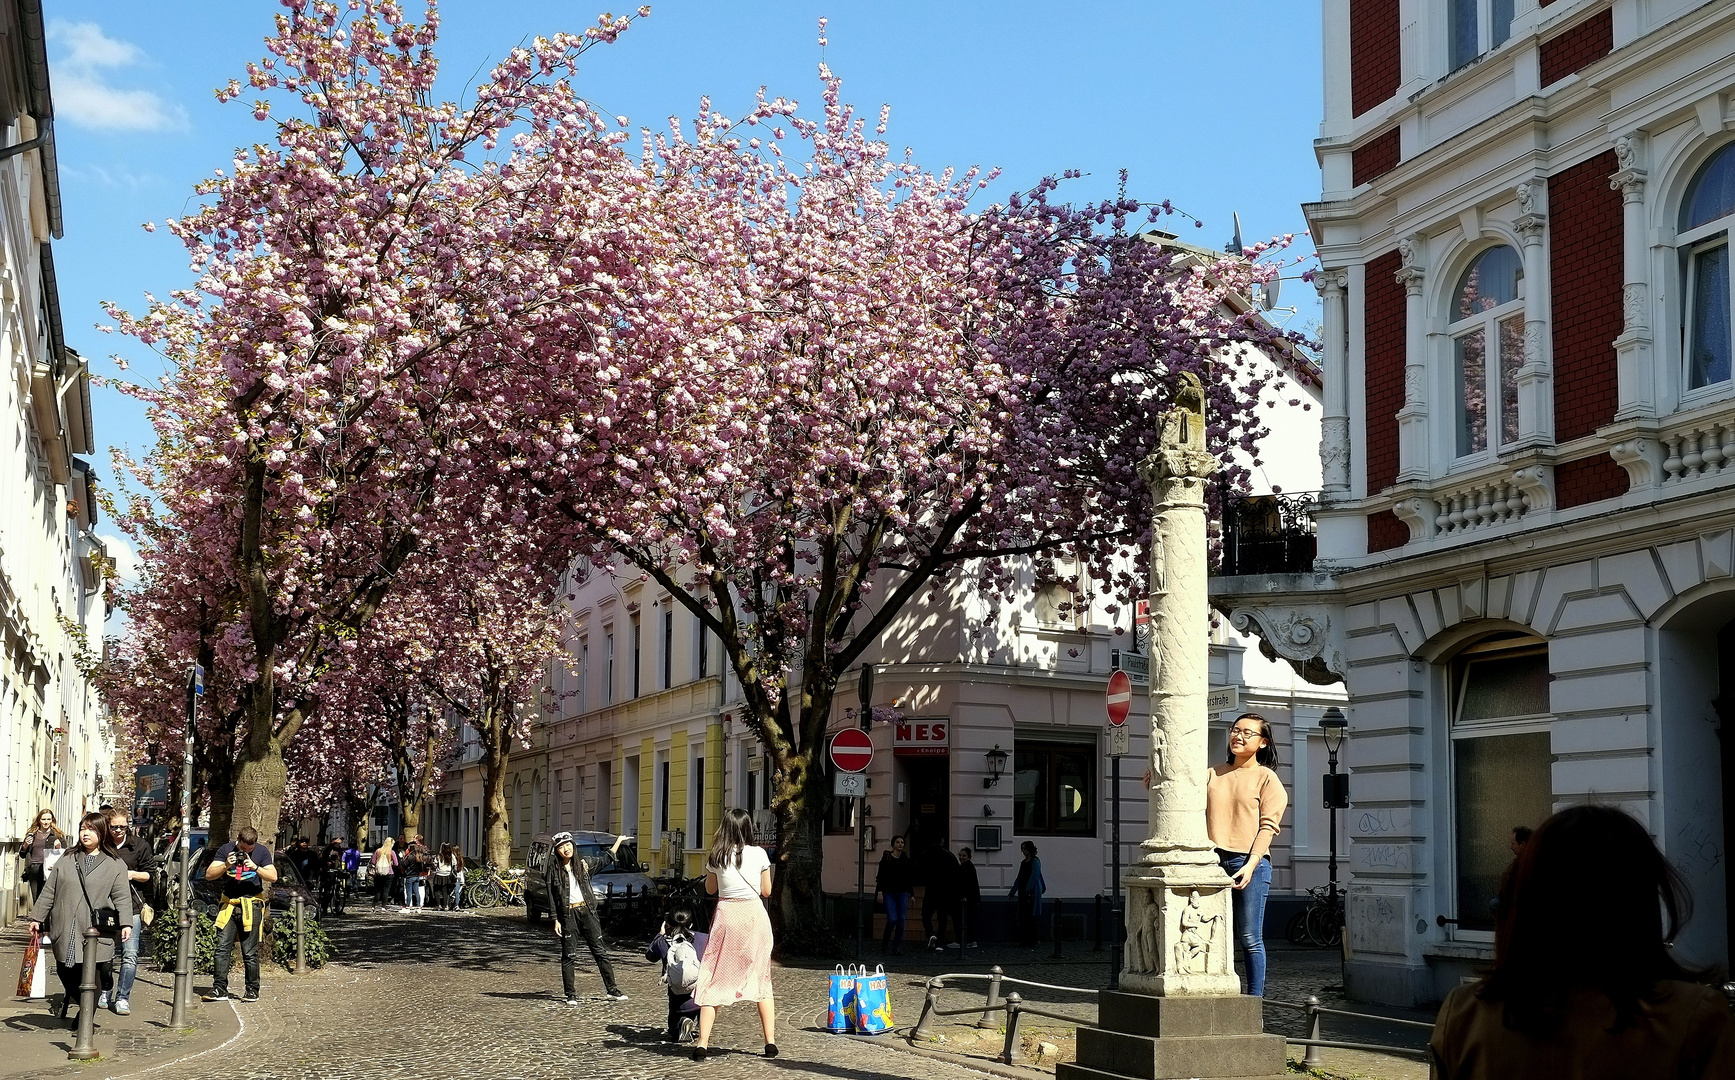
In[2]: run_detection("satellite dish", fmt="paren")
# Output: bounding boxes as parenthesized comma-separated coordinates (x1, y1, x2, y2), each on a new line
(1225, 211, 1245, 256)
(1261, 274, 1281, 311)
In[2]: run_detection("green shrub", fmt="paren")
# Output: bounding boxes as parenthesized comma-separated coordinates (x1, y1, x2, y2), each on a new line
(149, 905, 335, 973)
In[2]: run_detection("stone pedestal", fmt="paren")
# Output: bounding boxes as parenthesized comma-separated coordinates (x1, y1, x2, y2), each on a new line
(1058, 995, 1287, 1080)
(1063, 374, 1280, 1080)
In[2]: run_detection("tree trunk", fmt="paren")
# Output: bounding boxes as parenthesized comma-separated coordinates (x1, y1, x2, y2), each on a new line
(767, 715, 834, 954)
(477, 697, 514, 869)
(205, 760, 238, 847)
(229, 738, 288, 842)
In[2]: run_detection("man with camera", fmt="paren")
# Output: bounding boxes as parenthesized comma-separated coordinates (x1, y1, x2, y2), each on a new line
(202, 827, 277, 1002)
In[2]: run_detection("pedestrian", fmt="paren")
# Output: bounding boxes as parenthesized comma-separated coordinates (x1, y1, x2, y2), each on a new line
(372, 837, 397, 906)
(644, 906, 709, 1043)
(956, 846, 981, 947)
(22, 808, 66, 907)
(1008, 841, 1046, 947)
(874, 834, 914, 955)
(1429, 805, 1735, 1078)
(28, 811, 133, 1027)
(432, 843, 460, 910)
(413, 834, 433, 910)
(318, 839, 345, 916)
(690, 808, 776, 1061)
(342, 835, 361, 907)
(290, 837, 318, 886)
(1206, 711, 1288, 998)
(104, 808, 155, 1015)
(450, 849, 468, 911)
(202, 826, 277, 1003)
(918, 837, 961, 950)
(546, 830, 630, 1004)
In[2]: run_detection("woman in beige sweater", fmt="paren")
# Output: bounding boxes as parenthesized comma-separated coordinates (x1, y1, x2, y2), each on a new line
(1206, 712, 1288, 997)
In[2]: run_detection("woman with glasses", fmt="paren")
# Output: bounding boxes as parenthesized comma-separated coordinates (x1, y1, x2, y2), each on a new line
(1206, 712, 1288, 997)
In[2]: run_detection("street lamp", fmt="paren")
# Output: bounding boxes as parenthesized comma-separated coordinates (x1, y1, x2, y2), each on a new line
(983, 745, 1008, 788)
(1319, 706, 1349, 984)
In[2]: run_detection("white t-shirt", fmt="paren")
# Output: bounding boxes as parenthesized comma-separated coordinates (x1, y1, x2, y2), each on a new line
(710, 845, 771, 900)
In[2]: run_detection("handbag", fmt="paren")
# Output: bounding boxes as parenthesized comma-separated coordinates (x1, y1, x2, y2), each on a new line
(826, 965, 858, 1033)
(16, 924, 41, 997)
(852, 964, 894, 1034)
(75, 853, 123, 935)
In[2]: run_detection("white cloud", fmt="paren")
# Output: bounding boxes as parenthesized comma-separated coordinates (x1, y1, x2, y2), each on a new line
(97, 528, 140, 587)
(47, 20, 186, 133)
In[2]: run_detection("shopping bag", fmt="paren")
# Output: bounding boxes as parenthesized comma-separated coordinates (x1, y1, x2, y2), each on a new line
(826, 965, 857, 1033)
(15, 925, 40, 998)
(27, 935, 50, 999)
(852, 964, 894, 1034)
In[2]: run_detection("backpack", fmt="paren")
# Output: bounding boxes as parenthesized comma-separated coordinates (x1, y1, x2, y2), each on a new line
(664, 932, 700, 994)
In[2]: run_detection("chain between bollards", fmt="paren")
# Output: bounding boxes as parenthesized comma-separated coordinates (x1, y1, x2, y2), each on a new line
(68, 926, 104, 1060)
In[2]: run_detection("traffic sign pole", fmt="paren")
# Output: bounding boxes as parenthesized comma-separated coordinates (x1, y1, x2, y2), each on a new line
(854, 666, 875, 966)
(1105, 664, 1133, 989)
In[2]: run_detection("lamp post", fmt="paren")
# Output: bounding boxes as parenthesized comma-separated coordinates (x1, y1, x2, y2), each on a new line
(1319, 706, 1349, 989)
(854, 664, 875, 964)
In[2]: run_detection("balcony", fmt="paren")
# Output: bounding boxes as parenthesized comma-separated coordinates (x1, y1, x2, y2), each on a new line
(1217, 492, 1318, 576)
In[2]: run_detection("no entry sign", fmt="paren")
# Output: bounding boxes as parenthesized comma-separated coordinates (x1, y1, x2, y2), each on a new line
(829, 728, 874, 773)
(1106, 669, 1133, 727)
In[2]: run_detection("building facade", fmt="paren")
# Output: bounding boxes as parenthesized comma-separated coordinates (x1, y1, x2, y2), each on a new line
(0, 0, 110, 927)
(1218, 0, 1735, 1005)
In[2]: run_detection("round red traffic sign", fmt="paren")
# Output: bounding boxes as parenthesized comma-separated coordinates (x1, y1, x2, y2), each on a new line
(1106, 670, 1133, 727)
(829, 728, 874, 773)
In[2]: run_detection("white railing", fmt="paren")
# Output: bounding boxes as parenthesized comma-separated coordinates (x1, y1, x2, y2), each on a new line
(1408, 463, 1550, 539)
(1660, 416, 1735, 485)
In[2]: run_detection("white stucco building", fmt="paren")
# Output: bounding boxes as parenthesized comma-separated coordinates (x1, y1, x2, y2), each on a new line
(0, 0, 111, 927)
(1218, 0, 1735, 1005)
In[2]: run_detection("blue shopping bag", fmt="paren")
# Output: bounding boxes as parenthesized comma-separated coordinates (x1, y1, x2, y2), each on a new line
(852, 964, 894, 1034)
(827, 965, 858, 1033)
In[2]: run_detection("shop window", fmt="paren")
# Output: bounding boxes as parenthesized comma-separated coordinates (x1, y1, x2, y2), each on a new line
(1448, 246, 1524, 459)
(1449, 634, 1555, 934)
(1680, 142, 1735, 392)
(1014, 740, 1096, 836)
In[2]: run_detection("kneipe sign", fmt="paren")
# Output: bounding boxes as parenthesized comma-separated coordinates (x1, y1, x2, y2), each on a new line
(892, 718, 949, 757)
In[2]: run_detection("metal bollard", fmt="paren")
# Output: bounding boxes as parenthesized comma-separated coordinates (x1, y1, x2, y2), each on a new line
(170, 900, 193, 1029)
(1303, 994, 1324, 1069)
(911, 978, 942, 1041)
(1000, 993, 1024, 1063)
(977, 965, 1003, 1028)
(294, 897, 307, 974)
(1093, 895, 1103, 952)
(1050, 899, 1063, 959)
(68, 927, 103, 1060)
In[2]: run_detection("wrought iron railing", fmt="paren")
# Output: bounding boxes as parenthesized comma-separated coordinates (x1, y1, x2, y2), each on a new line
(1218, 491, 1318, 575)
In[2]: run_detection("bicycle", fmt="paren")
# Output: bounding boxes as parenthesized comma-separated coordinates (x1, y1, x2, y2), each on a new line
(467, 867, 526, 909)
(1285, 884, 1344, 948)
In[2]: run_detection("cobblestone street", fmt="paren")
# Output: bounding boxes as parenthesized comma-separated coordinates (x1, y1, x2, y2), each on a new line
(5, 905, 1435, 1080)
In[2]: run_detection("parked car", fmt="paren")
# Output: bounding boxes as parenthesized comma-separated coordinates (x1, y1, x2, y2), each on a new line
(522, 831, 655, 924)
(150, 827, 210, 911)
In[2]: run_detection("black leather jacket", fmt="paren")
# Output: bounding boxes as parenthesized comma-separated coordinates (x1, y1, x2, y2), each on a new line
(547, 853, 609, 909)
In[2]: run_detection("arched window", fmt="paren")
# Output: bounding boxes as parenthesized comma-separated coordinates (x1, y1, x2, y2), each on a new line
(1447, 246, 1525, 458)
(1680, 143, 1735, 391)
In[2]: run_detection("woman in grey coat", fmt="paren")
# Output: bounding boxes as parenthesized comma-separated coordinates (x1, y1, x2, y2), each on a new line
(30, 810, 133, 1024)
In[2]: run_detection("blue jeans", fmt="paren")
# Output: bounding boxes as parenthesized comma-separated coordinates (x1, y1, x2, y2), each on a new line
(882, 892, 911, 950)
(114, 914, 143, 1000)
(1218, 851, 1272, 997)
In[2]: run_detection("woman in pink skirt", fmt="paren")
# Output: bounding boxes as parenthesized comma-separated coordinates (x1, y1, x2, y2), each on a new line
(691, 808, 776, 1060)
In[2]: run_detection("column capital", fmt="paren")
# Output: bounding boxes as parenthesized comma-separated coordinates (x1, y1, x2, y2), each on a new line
(1312, 267, 1348, 297)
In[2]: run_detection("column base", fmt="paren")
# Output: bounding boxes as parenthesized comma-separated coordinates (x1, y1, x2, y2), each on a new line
(1059, 993, 1286, 1080)
(1119, 862, 1240, 996)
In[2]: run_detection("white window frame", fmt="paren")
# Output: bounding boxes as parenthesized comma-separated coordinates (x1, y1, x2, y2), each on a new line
(1448, 0, 1514, 72)
(1678, 215, 1735, 402)
(1446, 252, 1526, 465)
(1444, 637, 1552, 944)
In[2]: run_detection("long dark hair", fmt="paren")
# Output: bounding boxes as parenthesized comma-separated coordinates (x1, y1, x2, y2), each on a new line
(77, 811, 120, 858)
(1225, 712, 1280, 768)
(1479, 805, 1700, 1033)
(708, 807, 755, 870)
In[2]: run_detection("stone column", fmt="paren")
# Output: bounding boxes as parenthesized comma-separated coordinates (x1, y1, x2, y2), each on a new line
(1610, 134, 1654, 421)
(1395, 236, 1428, 482)
(1062, 376, 1286, 1080)
(1316, 269, 1351, 499)
(1122, 373, 1240, 998)
(1514, 181, 1554, 447)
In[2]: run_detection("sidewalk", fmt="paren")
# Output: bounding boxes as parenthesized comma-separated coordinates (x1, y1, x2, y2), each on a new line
(0, 923, 241, 1079)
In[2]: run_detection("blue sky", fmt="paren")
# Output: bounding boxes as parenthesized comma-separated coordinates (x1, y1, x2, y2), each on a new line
(49, 1, 1322, 573)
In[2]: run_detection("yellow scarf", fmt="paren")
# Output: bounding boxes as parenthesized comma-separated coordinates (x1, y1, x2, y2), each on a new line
(213, 895, 264, 932)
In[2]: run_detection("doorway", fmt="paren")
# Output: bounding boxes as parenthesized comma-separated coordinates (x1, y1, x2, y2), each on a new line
(1714, 624, 1735, 965)
(900, 757, 951, 849)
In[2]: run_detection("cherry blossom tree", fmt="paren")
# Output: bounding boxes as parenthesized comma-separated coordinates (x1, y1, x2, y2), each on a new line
(103, 0, 649, 840)
(524, 58, 1303, 941)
